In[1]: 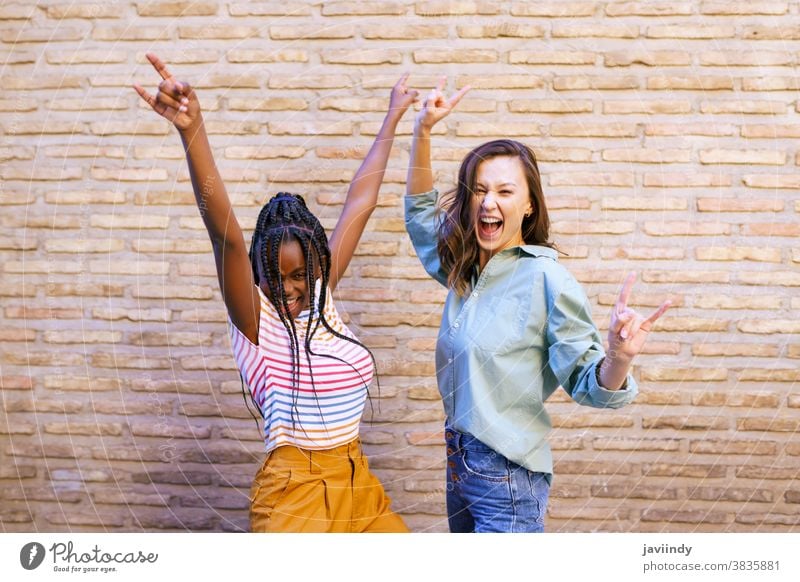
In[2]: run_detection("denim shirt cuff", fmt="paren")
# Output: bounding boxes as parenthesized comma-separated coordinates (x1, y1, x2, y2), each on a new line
(588, 359, 638, 407)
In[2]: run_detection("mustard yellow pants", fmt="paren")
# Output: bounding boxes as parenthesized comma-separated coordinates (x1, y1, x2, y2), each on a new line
(249, 438, 409, 533)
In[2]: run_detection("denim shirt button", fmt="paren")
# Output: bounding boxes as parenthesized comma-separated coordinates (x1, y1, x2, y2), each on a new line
(453, 321, 460, 328)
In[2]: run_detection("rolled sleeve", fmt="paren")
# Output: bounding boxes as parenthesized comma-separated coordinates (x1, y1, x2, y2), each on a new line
(545, 272, 638, 409)
(404, 189, 449, 287)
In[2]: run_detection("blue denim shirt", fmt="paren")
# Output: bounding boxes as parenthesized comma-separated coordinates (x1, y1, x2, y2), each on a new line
(405, 189, 638, 479)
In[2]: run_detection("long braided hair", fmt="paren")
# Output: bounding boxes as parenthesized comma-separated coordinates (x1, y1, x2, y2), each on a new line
(240, 192, 377, 433)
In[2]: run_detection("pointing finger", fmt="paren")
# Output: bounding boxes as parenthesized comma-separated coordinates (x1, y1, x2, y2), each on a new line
(617, 271, 636, 310)
(448, 85, 471, 108)
(146, 52, 172, 81)
(395, 72, 411, 88)
(642, 300, 672, 329)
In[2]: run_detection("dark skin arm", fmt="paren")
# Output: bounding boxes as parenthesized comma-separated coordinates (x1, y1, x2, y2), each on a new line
(134, 53, 260, 344)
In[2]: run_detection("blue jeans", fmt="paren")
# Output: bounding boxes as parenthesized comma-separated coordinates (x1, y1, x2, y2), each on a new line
(445, 426, 551, 533)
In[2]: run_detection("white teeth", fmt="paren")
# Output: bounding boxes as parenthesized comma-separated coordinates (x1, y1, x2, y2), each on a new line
(480, 217, 501, 224)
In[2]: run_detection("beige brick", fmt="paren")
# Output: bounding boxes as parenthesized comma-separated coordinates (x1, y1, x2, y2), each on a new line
(601, 149, 690, 164)
(92, 26, 171, 41)
(509, 51, 595, 65)
(4, 261, 83, 274)
(647, 76, 734, 90)
(225, 49, 307, 63)
(44, 422, 122, 436)
(552, 221, 634, 234)
(593, 484, 679, 500)
(606, 2, 693, 16)
(456, 23, 544, 38)
(690, 439, 776, 455)
(742, 223, 800, 237)
(414, 49, 497, 64)
(269, 25, 354, 40)
(646, 25, 735, 39)
(133, 240, 211, 254)
(599, 247, 685, 260)
(702, 1, 788, 14)
(536, 147, 592, 163)
(738, 417, 800, 432)
(364, 25, 448, 39)
(178, 25, 259, 40)
(553, 24, 638, 38)
(698, 199, 784, 213)
(5, 307, 83, 319)
(641, 368, 728, 382)
(91, 352, 172, 368)
(642, 222, 730, 236)
(603, 100, 691, 114)
(2, 121, 84, 135)
(642, 271, 730, 284)
(645, 123, 735, 137)
(743, 26, 800, 40)
(509, 100, 593, 114)
(318, 97, 386, 112)
(0, 192, 35, 205)
(225, 145, 305, 159)
(415, 1, 500, 15)
(645, 173, 733, 187)
(701, 52, 794, 67)
(593, 437, 681, 451)
(552, 414, 633, 429)
(642, 463, 726, 478)
(690, 487, 773, 503)
(693, 391, 780, 407)
(45, 50, 127, 64)
(90, 215, 170, 229)
(91, 308, 172, 322)
(743, 174, 800, 189)
(268, 121, 353, 136)
(742, 77, 800, 91)
(136, 1, 218, 16)
(227, 2, 311, 15)
(738, 368, 800, 382)
(553, 76, 639, 91)
(322, 2, 406, 15)
(45, 239, 125, 253)
(738, 320, 800, 334)
(654, 318, 729, 332)
(701, 100, 787, 115)
(700, 149, 786, 166)
(456, 122, 541, 137)
(130, 332, 214, 347)
(696, 247, 781, 263)
(456, 75, 544, 89)
(0, 3, 37, 18)
(323, 49, 402, 65)
(694, 294, 780, 310)
(44, 375, 125, 392)
(45, 190, 126, 204)
(692, 343, 779, 357)
(550, 123, 638, 138)
(0, 99, 37, 112)
(604, 50, 691, 67)
(43, 331, 122, 344)
(510, 1, 595, 15)
(741, 125, 800, 138)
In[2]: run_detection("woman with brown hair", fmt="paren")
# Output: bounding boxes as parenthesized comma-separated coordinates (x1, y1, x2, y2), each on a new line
(404, 79, 671, 532)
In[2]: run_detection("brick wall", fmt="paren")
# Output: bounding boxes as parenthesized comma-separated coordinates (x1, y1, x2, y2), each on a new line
(1, 1, 799, 532)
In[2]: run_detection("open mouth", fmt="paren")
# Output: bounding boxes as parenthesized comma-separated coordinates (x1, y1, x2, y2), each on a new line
(477, 216, 503, 240)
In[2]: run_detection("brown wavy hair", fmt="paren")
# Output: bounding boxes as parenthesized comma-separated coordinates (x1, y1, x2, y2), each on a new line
(437, 139, 555, 295)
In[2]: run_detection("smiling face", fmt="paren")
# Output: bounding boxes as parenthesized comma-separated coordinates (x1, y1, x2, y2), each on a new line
(257, 238, 311, 320)
(469, 155, 534, 270)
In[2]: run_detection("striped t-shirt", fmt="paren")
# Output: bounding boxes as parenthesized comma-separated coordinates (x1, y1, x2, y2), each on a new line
(228, 283, 373, 452)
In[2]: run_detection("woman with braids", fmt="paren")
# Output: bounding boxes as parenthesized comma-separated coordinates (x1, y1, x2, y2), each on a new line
(404, 78, 672, 532)
(135, 54, 417, 532)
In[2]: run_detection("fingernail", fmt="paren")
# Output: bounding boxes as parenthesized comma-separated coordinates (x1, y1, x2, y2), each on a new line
(181, 97, 188, 105)
(179, 106, 187, 112)
(620, 329, 628, 339)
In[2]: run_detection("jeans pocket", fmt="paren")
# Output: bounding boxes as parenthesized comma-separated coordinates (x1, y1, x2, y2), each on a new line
(250, 466, 293, 528)
(461, 447, 509, 482)
(527, 471, 550, 522)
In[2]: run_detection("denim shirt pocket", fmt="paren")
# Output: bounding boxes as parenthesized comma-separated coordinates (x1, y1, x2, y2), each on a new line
(467, 293, 529, 355)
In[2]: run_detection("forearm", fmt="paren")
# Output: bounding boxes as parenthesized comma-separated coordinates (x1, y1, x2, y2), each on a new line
(598, 353, 633, 391)
(179, 121, 244, 248)
(407, 123, 433, 195)
(346, 112, 401, 207)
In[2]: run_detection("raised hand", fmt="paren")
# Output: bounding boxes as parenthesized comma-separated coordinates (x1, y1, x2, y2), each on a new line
(387, 72, 419, 120)
(608, 272, 671, 360)
(133, 53, 201, 133)
(415, 76, 470, 131)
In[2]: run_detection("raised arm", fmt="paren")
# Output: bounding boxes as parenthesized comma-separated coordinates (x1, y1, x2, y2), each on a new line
(134, 53, 260, 344)
(327, 74, 419, 290)
(407, 76, 470, 196)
